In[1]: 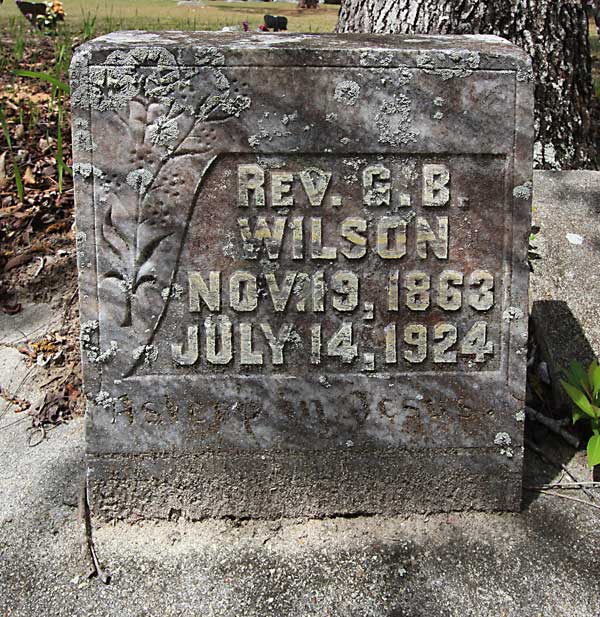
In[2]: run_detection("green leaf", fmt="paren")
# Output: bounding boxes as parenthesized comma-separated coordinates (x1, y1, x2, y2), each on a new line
(568, 361, 590, 394)
(560, 380, 596, 418)
(588, 360, 600, 399)
(13, 70, 70, 94)
(572, 409, 586, 424)
(587, 434, 600, 468)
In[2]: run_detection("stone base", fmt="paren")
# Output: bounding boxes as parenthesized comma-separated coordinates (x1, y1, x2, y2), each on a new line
(87, 448, 522, 521)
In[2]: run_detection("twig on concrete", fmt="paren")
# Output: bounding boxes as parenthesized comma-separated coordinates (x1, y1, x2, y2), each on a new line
(0, 416, 27, 432)
(524, 489, 600, 512)
(79, 479, 110, 584)
(525, 481, 600, 490)
(60, 287, 79, 329)
(525, 438, 597, 503)
(0, 365, 35, 419)
(525, 406, 579, 448)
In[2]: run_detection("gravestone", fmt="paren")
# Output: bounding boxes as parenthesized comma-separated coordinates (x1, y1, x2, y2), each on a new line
(71, 32, 533, 520)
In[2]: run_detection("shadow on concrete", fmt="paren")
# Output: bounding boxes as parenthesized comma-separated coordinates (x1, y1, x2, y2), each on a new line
(523, 300, 598, 508)
(532, 300, 597, 399)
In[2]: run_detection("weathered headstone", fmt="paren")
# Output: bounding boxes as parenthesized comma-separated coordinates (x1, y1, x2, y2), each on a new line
(71, 32, 533, 520)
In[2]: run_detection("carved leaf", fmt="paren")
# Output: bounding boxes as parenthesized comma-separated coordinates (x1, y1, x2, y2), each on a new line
(104, 270, 125, 281)
(129, 100, 148, 143)
(134, 274, 157, 292)
(135, 232, 172, 272)
(101, 202, 129, 259)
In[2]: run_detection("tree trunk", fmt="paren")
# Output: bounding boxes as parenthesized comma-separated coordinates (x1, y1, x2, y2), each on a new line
(336, 0, 599, 169)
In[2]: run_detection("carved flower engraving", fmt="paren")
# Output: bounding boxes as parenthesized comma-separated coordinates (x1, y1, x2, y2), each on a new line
(72, 45, 252, 376)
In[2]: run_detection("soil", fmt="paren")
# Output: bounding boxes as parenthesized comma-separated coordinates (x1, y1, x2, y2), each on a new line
(0, 33, 81, 427)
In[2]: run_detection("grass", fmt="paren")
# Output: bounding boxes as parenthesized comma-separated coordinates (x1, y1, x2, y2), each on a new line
(0, 0, 340, 34)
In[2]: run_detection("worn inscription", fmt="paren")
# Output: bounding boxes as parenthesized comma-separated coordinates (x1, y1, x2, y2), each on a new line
(165, 155, 504, 374)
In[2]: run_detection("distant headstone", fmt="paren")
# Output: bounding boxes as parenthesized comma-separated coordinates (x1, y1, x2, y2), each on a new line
(71, 32, 533, 520)
(263, 15, 288, 31)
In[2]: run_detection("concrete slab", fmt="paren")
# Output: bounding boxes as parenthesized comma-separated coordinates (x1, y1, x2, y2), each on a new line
(0, 303, 61, 346)
(530, 170, 600, 406)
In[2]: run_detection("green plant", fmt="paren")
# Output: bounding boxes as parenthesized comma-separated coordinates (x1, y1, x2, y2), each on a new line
(561, 360, 600, 468)
(12, 31, 25, 63)
(13, 70, 70, 94)
(11, 69, 71, 191)
(81, 10, 97, 41)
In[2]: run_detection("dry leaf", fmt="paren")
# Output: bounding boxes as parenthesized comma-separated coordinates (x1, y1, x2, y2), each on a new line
(29, 92, 51, 104)
(4, 251, 33, 271)
(23, 166, 35, 186)
(0, 151, 7, 190)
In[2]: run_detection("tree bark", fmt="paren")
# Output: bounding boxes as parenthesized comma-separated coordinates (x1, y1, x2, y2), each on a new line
(336, 0, 599, 169)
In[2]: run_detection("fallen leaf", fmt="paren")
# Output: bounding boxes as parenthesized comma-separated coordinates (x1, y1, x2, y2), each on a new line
(4, 251, 33, 271)
(65, 383, 80, 401)
(1, 302, 22, 315)
(17, 343, 35, 357)
(23, 166, 36, 186)
(0, 151, 7, 190)
(29, 92, 51, 104)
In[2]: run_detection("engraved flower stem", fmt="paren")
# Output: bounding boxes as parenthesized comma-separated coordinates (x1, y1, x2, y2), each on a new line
(124, 153, 217, 378)
(120, 93, 218, 330)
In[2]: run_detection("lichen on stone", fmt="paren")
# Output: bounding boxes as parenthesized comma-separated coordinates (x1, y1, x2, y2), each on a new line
(216, 94, 251, 118)
(513, 182, 532, 200)
(126, 168, 153, 193)
(359, 50, 393, 67)
(375, 94, 418, 146)
(281, 111, 298, 126)
(133, 344, 158, 367)
(319, 375, 331, 388)
(416, 51, 480, 80)
(72, 118, 96, 153)
(503, 307, 524, 322)
(94, 341, 119, 364)
(147, 115, 180, 149)
(81, 320, 119, 365)
(334, 80, 361, 106)
(516, 64, 533, 83)
(161, 283, 184, 301)
(494, 431, 514, 458)
(248, 134, 261, 148)
(73, 163, 104, 179)
(193, 47, 225, 67)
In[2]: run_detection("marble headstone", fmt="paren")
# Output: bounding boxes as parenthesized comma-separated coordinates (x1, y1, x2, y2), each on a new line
(71, 32, 533, 519)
